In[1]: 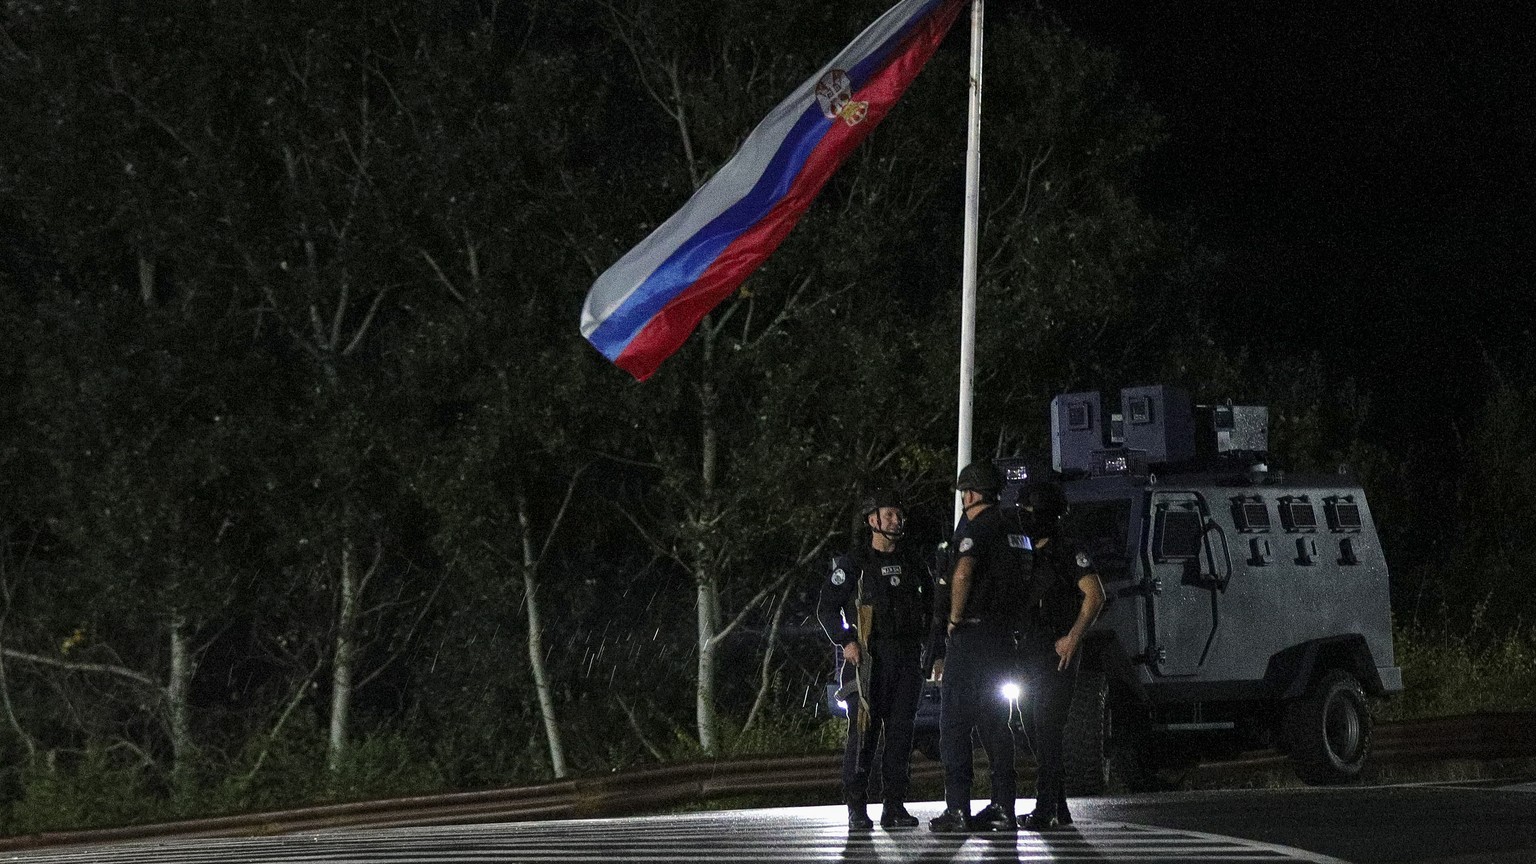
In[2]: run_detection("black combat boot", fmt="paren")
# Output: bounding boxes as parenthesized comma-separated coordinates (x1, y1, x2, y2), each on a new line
(928, 806, 971, 832)
(1021, 807, 1063, 831)
(847, 802, 874, 830)
(970, 802, 1016, 831)
(880, 801, 919, 828)
(1055, 799, 1073, 826)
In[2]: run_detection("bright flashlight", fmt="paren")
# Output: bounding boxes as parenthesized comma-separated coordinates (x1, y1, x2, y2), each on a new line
(999, 681, 1021, 702)
(836, 699, 849, 714)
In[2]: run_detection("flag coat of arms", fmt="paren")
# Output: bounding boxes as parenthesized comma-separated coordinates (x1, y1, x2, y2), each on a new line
(581, 0, 968, 381)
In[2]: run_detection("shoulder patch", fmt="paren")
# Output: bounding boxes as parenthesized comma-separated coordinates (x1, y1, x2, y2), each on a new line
(831, 568, 846, 586)
(958, 537, 974, 553)
(1076, 552, 1092, 569)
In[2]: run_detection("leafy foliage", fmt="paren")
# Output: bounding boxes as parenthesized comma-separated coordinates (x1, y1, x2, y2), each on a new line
(1384, 614, 1536, 722)
(0, 0, 1519, 834)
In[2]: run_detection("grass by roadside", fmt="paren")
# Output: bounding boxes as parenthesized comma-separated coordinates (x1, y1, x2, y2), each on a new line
(1382, 618, 1536, 721)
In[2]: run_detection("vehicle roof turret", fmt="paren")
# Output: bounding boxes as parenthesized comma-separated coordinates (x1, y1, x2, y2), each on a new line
(1051, 385, 1271, 481)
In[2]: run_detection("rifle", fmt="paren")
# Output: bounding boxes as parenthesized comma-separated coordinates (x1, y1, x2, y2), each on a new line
(853, 602, 874, 733)
(832, 579, 875, 734)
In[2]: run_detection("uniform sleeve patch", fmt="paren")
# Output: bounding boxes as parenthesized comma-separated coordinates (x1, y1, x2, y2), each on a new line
(831, 568, 846, 586)
(1076, 552, 1092, 569)
(958, 537, 974, 553)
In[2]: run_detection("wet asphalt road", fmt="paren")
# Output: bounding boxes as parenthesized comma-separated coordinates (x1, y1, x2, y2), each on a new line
(1075, 778, 1536, 864)
(4, 778, 1534, 863)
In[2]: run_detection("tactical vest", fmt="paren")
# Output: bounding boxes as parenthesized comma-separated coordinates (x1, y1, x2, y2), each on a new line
(1026, 540, 1085, 638)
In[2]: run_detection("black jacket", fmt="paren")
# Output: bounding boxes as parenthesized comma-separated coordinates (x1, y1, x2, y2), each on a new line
(816, 544, 933, 647)
(1025, 537, 1096, 640)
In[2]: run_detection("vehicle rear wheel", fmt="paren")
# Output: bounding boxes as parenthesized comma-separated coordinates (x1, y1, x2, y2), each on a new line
(1063, 664, 1109, 796)
(1284, 669, 1372, 785)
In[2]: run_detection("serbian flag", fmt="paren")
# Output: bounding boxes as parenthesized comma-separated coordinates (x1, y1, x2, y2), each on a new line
(581, 0, 967, 381)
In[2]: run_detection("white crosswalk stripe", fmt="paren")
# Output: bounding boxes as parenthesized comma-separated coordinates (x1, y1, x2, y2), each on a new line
(2, 805, 1349, 864)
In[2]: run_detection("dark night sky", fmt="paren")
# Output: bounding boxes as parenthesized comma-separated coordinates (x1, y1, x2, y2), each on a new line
(1043, 3, 1535, 443)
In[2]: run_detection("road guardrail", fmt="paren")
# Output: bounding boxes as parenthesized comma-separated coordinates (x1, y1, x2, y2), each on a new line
(2, 710, 1532, 853)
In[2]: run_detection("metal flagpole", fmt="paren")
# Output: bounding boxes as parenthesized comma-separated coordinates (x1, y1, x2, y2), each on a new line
(954, 0, 984, 527)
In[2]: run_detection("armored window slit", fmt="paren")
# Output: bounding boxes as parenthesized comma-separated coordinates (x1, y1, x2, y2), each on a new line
(1325, 498, 1364, 532)
(1239, 501, 1270, 532)
(1280, 497, 1318, 533)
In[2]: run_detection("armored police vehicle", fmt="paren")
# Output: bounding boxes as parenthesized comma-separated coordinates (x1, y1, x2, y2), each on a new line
(1009, 385, 1403, 792)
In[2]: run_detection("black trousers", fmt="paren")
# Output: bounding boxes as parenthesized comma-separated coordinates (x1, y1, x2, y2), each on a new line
(841, 639, 923, 805)
(1020, 636, 1079, 812)
(938, 624, 1016, 812)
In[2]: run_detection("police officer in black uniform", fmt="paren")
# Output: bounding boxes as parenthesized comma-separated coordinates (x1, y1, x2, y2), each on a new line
(817, 490, 932, 830)
(1016, 478, 1105, 830)
(929, 461, 1026, 832)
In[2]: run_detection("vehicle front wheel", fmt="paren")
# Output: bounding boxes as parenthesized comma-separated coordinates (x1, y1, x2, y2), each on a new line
(1283, 669, 1372, 785)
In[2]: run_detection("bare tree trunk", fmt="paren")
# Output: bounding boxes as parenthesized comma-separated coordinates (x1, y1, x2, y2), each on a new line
(167, 609, 192, 782)
(516, 489, 567, 778)
(328, 534, 358, 774)
(695, 321, 722, 754)
(138, 253, 195, 781)
(695, 576, 720, 754)
(611, 30, 732, 756)
(692, 574, 721, 758)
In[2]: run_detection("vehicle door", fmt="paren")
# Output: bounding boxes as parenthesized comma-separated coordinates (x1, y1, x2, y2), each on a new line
(1143, 491, 1232, 677)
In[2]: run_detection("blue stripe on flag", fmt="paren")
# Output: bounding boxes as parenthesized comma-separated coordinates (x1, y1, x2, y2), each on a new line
(588, 106, 832, 357)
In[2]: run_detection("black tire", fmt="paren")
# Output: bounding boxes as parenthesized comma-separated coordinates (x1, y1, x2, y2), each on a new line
(1063, 664, 1109, 796)
(1284, 669, 1372, 785)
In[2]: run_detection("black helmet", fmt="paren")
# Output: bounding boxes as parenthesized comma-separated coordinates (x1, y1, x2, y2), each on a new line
(954, 460, 1004, 495)
(1019, 477, 1068, 522)
(858, 488, 906, 541)
(859, 489, 904, 519)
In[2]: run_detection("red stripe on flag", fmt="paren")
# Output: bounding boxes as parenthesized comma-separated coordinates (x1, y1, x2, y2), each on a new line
(615, 0, 964, 381)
